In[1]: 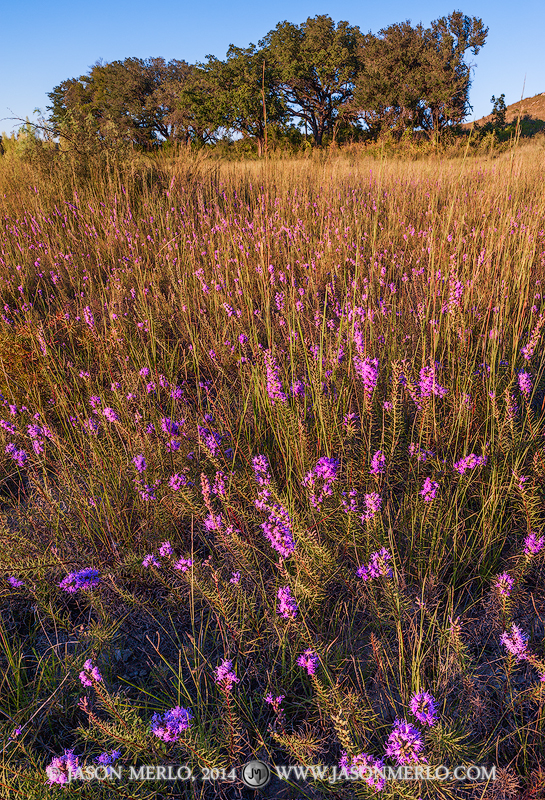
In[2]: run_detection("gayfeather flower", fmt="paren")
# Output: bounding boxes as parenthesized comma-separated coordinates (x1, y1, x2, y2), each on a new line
(341, 489, 358, 514)
(518, 370, 533, 397)
(265, 693, 285, 713)
(261, 505, 295, 558)
(297, 649, 319, 676)
(5, 444, 27, 467)
(159, 541, 172, 557)
(96, 750, 121, 766)
(173, 558, 193, 572)
(277, 586, 298, 620)
(102, 407, 119, 423)
(79, 659, 103, 687)
(361, 492, 382, 522)
(83, 306, 95, 328)
(453, 453, 487, 475)
(420, 477, 439, 502)
(142, 554, 160, 568)
(524, 532, 545, 556)
(409, 692, 438, 726)
(151, 706, 193, 742)
(500, 624, 529, 662)
(385, 719, 426, 765)
(357, 548, 393, 581)
(59, 568, 100, 593)
(341, 752, 386, 791)
(230, 571, 241, 585)
(494, 572, 514, 597)
(133, 454, 146, 473)
(264, 349, 287, 403)
(419, 364, 447, 399)
(46, 750, 79, 785)
(214, 659, 239, 693)
(354, 356, 379, 396)
(169, 473, 188, 491)
(370, 450, 385, 475)
(8, 576, 24, 588)
(252, 454, 272, 486)
(303, 456, 340, 509)
(89, 396, 102, 412)
(408, 443, 434, 462)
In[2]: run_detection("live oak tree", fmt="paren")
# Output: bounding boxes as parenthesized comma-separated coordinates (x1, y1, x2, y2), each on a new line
(201, 44, 289, 155)
(352, 11, 488, 140)
(417, 12, 488, 136)
(259, 15, 362, 146)
(47, 58, 197, 150)
(352, 21, 427, 140)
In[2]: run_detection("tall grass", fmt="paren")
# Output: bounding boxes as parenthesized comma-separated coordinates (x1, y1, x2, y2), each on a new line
(0, 144, 544, 799)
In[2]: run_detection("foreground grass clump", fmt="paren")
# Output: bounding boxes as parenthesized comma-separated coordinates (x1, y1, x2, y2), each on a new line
(0, 147, 545, 799)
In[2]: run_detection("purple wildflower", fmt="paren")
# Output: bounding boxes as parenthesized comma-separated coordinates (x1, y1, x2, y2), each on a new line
(5, 444, 27, 467)
(265, 693, 285, 713)
(83, 306, 95, 328)
(252, 454, 272, 486)
(46, 751, 79, 786)
(303, 456, 340, 509)
(453, 453, 487, 475)
(8, 576, 24, 588)
(264, 349, 287, 403)
(341, 489, 358, 514)
(420, 477, 439, 502)
(409, 692, 438, 727)
(343, 752, 386, 791)
(151, 706, 193, 742)
(277, 586, 298, 620)
(385, 718, 426, 766)
(357, 548, 393, 581)
(133, 454, 146, 473)
(297, 649, 319, 676)
(361, 492, 382, 522)
(494, 572, 514, 598)
(500, 624, 530, 662)
(354, 356, 379, 396)
(79, 659, 103, 687)
(370, 450, 385, 476)
(230, 571, 241, 585)
(419, 364, 447, 399)
(59, 568, 100, 593)
(169, 473, 187, 491)
(161, 417, 182, 436)
(173, 558, 193, 572)
(518, 370, 533, 397)
(102, 407, 119, 423)
(89, 396, 102, 412)
(158, 541, 172, 558)
(96, 750, 121, 766)
(261, 503, 295, 558)
(142, 554, 160, 568)
(214, 659, 239, 693)
(524, 532, 545, 556)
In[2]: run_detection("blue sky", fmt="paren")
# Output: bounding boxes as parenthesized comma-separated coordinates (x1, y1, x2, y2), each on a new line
(1, 0, 544, 135)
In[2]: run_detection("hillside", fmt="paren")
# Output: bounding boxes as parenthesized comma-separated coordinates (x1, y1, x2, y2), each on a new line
(462, 91, 545, 131)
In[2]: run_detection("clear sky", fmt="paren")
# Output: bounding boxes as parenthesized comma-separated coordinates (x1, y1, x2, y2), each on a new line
(1, 0, 544, 135)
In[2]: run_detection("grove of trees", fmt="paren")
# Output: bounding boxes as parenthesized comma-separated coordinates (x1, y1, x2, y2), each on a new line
(46, 11, 488, 152)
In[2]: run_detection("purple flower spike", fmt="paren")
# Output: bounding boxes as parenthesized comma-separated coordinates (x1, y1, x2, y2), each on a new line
(151, 706, 193, 742)
(385, 718, 426, 765)
(277, 586, 298, 620)
(79, 659, 103, 687)
(500, 623, 530, 662)
(214, 659, 239, 693)
(409, 691, 438, 726)
(297, 649, 319, 676)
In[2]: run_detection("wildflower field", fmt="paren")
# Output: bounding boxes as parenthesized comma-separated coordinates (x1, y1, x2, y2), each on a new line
(1, 144, 545, 799)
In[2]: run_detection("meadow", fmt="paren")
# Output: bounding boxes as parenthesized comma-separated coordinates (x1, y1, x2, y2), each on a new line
(0, 141, 545, 799)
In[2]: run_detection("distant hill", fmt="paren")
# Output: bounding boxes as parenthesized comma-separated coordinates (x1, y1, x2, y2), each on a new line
(462, 92, 545, 132)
